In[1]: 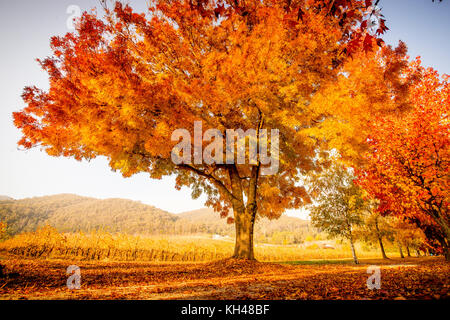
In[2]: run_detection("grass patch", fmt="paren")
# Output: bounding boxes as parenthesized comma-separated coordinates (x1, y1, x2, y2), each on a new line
(279, 258, 364, 265)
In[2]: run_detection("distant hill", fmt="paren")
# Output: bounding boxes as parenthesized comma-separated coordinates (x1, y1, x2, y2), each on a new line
(177, 208, 233, 235)
(0, 194, 312, 243)
(0, 194, 176, 236)
(0, 196, 13, 201)
(178, 208, 311, 242)
(46, 197, 177, 234)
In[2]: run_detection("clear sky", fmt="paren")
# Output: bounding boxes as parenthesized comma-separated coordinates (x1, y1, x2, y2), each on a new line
(0, 0, 449, 217)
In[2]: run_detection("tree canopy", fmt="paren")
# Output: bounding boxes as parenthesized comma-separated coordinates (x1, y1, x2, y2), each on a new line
(308, 164, 366, 263)
(357, 62, 449, 260)
(13, 0, 411, 259)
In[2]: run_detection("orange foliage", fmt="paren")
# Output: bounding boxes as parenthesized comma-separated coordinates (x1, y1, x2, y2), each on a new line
(12, 1, 391, 221)
(1, 256, 448, 300)
(357, 61, 449, 257)
(13, 1, 400, 259)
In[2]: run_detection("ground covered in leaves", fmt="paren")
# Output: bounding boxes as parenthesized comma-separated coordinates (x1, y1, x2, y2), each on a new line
(0, 255, 448, 300)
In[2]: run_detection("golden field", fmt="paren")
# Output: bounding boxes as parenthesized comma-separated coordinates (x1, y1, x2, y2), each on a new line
(0, 226, 392, 262)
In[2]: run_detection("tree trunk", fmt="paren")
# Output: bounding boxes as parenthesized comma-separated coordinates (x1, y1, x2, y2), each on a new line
(349, 230, 358, 264)
(378, 236, 389, 259)
(416, 249, 421, 257)
(375, 218, 388, 259)
(229, 163, 259, 260)
(444, 240, 450, 261)
(398, 242, 405, 258)
(442, 241, 450, 262)
(232, 207, 256, 260)
(350, 238, 358, 264)
(428, 208, 450, 261)
(228, 129, 262, 260)
(406, 246, 411, 257)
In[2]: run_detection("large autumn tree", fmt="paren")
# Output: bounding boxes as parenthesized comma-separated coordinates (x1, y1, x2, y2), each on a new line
(14, 0, 407, 259)
(357, 62, 449, 260)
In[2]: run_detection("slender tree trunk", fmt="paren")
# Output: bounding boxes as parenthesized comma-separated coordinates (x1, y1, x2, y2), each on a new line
(348, 229, 358, 264)
(416, 249, 421, 257)
(375, 218, 388, 259)
(378, 236, 388, 259)
(398, 242, 405, 258)
(350, 238, 358, 264)
(406, 246, 411, 257)
(442, 241, 450, 262)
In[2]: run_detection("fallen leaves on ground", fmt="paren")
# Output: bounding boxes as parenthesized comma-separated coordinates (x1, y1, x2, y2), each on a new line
(0, 256, 448, 300)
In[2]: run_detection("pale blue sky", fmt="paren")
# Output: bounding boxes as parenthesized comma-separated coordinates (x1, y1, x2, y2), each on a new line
(0, 0, 449, 217)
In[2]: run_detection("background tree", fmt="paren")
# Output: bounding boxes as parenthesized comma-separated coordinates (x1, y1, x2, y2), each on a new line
(357, 63, 449, 260)
(355, 209, 394, 259)
(406, 216, 446, 257)
(13, 0, 405, 260)
(308, 164, 367, 264)
(392, 217, 426, 258)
